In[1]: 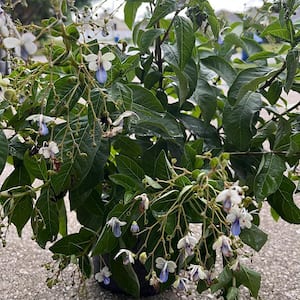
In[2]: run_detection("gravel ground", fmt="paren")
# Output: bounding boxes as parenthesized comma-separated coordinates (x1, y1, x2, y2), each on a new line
(0, 190, 300, 300)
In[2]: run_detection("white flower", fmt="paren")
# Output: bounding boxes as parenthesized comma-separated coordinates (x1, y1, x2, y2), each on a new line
(3, 32, 37, 60)
(177, 234, 198, 257)
(0, 11, 9, 37)
(188, 264, 207, 281)
(226, 206, 253, 236)
(84, 51, 115, 84)
(155, 257, 177, 283)
(149, 271, 160, 288)
(172, 276, 189, 291)
(114, 249, 135, 265)
(106, 217, 126, 238)
(212, 235, 233, 257)
(26, 114, 55, 136)
(135, 193, 149, 212)
(95, 266, 111, 285)
(0, 74, 10, 88)
(216, 186, 243, 212)
(38, 141, 59, 159)
(103, 111, 139, 138)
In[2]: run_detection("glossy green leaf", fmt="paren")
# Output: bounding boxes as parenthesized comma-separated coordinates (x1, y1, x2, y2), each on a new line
(174, 16, 195, 70)
(46, 75, 84, 115)
(76, 189, 105, 231)
(285, 49, 299, 93)
(228, 67, 272, 104)
(208, 15, 219, 39)
(254, 153, 286, 202)
(287, 133, 300, 156)
(128, 84, 164, 112)
(109, 173, 143, 191)
(50, 118, 102, 195)
(138, 28, 165, 53)
(247, 51, 277, 62)
(265, 80, 282, 105)
(50, 227, 94, 255)
(180, 114, 221, 150)
(234, 265, 261, 298)
(223, 92, 262, 151)
(32, 189, 59, 248)
(154, 150, 176, 180)
(210, 265, 232, 293)
(240, 224, 268, 252)
(227, 287, 239, 300)
(147, 0, 176, 28)
(10, 196, 33, 237)
(124, 1, 142, 29)
(201, 56, 237, 86)
(268, 176, 300, 224)
(116, 155, 145, 182)
(110, 254, 140, 298)
(23, 151, 48, 180)
(78, 255, 92, 278)
(0, 130, 8, 176)
(92, 226, 118, 255)
(191, 79, 217, 123)
(69, 140, 109, 210)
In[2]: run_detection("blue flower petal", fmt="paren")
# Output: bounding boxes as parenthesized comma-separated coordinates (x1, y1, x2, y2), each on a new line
(159, 268, 169, 283)
(231, 219, 241, 236)
(103, 276, 110, 285)
(223, 198, 231, 212)
(113, 223, 122, 238)
(39, 122, 49, 136)
(178, 279, 185, 291)
(96, 66, 107, 84)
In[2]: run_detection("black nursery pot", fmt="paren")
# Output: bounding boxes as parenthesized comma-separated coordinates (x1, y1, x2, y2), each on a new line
(93, 255, 159, 297)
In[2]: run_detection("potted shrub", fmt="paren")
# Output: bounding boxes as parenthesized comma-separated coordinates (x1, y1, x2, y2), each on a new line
(0, 0, 300, 298)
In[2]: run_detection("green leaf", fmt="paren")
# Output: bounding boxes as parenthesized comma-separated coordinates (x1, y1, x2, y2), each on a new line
(197, 280, 209, 294)
(92, 226, 118, 255)
(10, 196, 33, 237)
(154, 150, 176, 180)
(78, 255, 92, 278)
(110, 173, 143, 191)
(0, 130, 8, 176)
(268, 176, 300, 224)
(128, 84, 164, 112)
(174, 16, 195, 70)
(254, 153, 286, 202)
(50, 227, 94, 256)
(208, 15, 220, 39)
(247, 51, 277, 62)
(32, 189, 59, 248)
(223, 92, 262, 151)
(285, 49, 299, 93)
(110, 254, 140, 298)
(239, 224, 268, 252)
(76, 189, 105, 231)
(116, 155, 145, 182)
(23, 151, 48, 180)
(180, 114, 221, 150)
(138, 28, 165, 53)
(228, 67, 272, 104)
(46, 75, 84, 115)
(287, 133, 300, 156)
(50, 118, 102, 195)
(210, 265, 232, 293)
(234, 265, 261, 298)
(124, 1, 142, 29)
(147, 0, 176, 28)
(265, 80, 282, 105)
(201, 56, 237, 86)
(191, 79, 217, 123)
(227, 287, 239, 300)
(69, 140, 109, 210)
